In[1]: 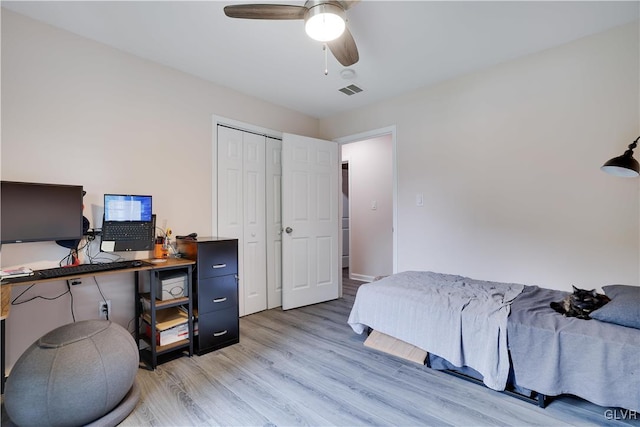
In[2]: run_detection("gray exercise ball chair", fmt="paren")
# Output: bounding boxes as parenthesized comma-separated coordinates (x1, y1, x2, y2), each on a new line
(4, 320, 140, 427)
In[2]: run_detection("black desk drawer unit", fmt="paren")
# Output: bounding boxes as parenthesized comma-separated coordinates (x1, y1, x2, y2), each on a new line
(198, 275, 238, 313)
(177, 237, 239, 355)
(196, 240, 238, 279)
(197, 308, 240, 351)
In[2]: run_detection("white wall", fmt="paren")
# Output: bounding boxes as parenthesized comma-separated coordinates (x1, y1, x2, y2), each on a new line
(321, 22, 640, 292)
(0, 10, 319, 372)
(341, 136, 393, 280)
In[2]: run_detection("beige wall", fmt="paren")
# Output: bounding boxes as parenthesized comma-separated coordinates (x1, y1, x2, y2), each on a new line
(0, 10, 319, 371)
(341, 135, 393, 281)
(321, 22, 640, 291)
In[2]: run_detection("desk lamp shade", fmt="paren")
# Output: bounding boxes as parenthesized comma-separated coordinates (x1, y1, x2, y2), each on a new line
(601, 137, 640, 177)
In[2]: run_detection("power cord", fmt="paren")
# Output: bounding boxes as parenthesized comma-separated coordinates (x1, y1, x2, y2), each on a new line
(101, 303, 109, 321)
(67, 281, 76, 322)
(83, 237, 123, 265)
(11, 283, 74, 319)
(92, 277, 110, 321)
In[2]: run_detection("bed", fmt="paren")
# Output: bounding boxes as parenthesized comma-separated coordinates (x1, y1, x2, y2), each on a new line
(347, 271, 640, 412)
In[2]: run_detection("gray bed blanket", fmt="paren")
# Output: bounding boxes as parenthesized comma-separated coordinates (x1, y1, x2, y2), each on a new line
(509, 286, 640, 412)
(348, 271, 524, 390)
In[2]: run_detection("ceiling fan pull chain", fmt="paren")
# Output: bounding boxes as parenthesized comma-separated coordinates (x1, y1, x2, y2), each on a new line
(323, 43, 328, 76)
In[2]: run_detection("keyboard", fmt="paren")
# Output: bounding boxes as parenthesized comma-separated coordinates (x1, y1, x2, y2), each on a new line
(102, 222, 152, 241)
(35, 261, 147, 280)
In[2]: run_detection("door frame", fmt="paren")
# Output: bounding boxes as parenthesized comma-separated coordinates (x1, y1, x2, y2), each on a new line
(334, 126, 398, 275)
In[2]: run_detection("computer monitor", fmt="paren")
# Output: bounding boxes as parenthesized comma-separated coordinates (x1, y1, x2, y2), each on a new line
(0, 181, 84, 244)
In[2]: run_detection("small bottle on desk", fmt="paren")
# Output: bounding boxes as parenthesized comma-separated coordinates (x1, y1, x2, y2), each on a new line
(154, 236, 168, 259)
(154, 228, 172, 259)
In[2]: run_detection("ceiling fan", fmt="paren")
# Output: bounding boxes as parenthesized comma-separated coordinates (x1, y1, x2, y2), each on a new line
(223, 1, 360, 67)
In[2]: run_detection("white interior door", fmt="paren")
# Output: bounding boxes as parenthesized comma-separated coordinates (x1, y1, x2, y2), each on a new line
(282, 133, 340, 310)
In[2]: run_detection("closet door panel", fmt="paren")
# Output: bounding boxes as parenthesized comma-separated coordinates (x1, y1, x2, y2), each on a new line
(218, 126, 268, 317)
(218, 126, 246, 315)
(266, 137, 283, 309)
(242, 132, 267, 315)
(218, 126, 244, 240)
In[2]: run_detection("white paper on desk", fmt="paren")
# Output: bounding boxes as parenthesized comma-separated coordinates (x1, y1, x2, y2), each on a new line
(0, 267, 34, 278)
(100, 241, 116, 252)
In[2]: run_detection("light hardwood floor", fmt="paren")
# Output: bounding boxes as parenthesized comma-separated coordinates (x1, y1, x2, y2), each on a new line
(3, 273, 639, 426)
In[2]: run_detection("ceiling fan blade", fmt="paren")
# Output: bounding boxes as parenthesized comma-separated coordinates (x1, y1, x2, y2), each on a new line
(223, 4, 307, 20)
(327, 27, 359, 66)
(339, 0, 360, 10)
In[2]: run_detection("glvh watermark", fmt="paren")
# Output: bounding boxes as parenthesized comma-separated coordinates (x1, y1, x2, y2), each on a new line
(604, 409, 637, 421)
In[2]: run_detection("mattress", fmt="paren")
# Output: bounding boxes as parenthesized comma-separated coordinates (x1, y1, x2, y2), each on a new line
(508, 285, 640, 412)
(348, 271, 524, 390)
(349, 272, 640, 411)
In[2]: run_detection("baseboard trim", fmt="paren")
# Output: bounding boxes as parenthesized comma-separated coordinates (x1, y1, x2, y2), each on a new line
(350, 273, 375, 282)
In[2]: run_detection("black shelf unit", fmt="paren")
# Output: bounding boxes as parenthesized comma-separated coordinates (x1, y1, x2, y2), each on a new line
(135, 260, 194, 369)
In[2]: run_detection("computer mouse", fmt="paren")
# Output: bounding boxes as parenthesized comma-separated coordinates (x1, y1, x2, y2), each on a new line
(132, 260, 143, 267)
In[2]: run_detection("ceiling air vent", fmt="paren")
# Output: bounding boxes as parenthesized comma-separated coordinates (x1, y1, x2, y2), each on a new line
(339, 84, 363, 96)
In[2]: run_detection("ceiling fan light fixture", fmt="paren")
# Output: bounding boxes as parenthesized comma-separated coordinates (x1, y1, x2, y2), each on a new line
(305, 3, 346, 42)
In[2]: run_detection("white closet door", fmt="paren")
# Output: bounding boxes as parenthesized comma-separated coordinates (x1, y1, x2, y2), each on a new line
(217, 125, 243, 245)
(217, 126, 267, 316)
(266, 137, 283, 309)
(242, 131, 267, 315)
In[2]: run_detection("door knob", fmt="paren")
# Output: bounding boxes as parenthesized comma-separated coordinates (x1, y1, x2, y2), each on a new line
(285, 227, 293, 234)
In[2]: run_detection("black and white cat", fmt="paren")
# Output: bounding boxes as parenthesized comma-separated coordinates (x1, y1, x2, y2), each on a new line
(550, 286, 610, 320)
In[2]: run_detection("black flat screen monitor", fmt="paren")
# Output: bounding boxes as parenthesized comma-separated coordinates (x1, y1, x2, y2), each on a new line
(1, 181, 84, 244)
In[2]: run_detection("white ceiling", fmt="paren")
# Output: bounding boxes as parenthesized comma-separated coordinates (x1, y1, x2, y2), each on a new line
(2, 1, 639, 119)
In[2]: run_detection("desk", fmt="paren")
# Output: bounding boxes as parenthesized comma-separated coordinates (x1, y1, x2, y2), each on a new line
(0, 258, 195, 393)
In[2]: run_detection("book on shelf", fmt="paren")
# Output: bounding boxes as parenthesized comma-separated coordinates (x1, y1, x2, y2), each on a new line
(145, 322, 188, 346)
(141, 306, 188, 330)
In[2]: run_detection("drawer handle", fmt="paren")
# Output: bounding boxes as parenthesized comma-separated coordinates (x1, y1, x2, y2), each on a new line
(213, 297, 227, 303)
(213, 330, 228, 337)
(212, 263, 227, 269)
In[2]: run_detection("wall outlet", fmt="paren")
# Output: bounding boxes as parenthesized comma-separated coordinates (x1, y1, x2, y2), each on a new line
(99, 300, 112, 320)
(67, 278, 82, 286)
